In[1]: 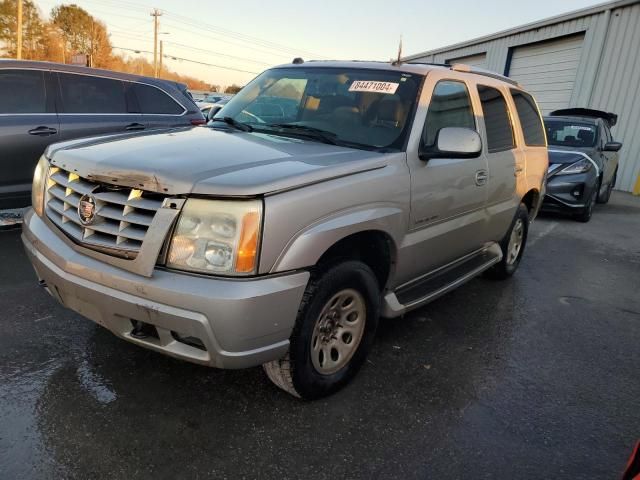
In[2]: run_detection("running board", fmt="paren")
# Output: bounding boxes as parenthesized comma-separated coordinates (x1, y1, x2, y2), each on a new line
(382, 243, 503, 317)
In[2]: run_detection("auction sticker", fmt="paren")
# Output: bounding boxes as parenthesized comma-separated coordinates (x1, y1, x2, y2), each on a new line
(349, 81, 399, 94)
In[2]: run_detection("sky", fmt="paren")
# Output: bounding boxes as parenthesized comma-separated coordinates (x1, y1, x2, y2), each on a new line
(34, 0, 605, 88)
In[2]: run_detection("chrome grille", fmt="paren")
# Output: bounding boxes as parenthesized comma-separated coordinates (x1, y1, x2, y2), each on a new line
(45, 167, 165, 257)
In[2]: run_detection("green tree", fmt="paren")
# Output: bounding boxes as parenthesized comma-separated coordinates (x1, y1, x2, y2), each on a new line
(0, 0, 46, 59)
(51, 4, 112, 67)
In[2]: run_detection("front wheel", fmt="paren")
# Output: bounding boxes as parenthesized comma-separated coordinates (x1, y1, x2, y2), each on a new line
(577, 179, 599, 222)
(485, 203, 529, 280)
(597, 170, 616, 204)
(263, 261, 380, 400)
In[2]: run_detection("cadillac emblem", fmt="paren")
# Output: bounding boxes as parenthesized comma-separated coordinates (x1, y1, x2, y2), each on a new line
(77, 194, 97, 225)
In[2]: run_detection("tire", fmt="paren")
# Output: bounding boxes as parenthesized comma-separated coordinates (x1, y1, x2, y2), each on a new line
(263, 261, 380, 400)
(577, 180, 599, 223)
(485, 203, 529, 280)
(597, 170, 616, 204)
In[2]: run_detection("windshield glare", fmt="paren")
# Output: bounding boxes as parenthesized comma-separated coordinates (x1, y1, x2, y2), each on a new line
(214, 67, 422, 151)
(545, 120, 597, 148)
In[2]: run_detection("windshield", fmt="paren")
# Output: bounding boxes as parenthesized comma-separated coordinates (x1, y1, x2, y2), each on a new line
(213, 67, 423, 151)
(545, 120, 597, 148)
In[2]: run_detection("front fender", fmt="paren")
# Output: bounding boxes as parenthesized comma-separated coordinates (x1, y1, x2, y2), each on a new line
(271, 205, 405, 273)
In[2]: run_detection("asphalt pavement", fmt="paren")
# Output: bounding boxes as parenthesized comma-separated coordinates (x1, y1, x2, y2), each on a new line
(1, 193, 639, 479)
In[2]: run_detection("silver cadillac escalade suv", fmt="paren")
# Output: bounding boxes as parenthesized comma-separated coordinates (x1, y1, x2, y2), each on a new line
(23, 61, 548, 399)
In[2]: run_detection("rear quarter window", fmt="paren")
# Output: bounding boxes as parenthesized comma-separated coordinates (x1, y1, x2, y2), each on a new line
(511, 90, 546, 146)
(133, 83, 184, 115)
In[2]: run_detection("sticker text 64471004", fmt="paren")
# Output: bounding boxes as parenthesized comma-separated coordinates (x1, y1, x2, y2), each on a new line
(348, 81, 400, 94)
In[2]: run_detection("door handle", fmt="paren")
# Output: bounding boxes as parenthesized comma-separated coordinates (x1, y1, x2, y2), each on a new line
(28, 126, 58, 136)
(125, 123, 145, 131)
(515, 165, 524, 176)
(475, 170, 488, 186)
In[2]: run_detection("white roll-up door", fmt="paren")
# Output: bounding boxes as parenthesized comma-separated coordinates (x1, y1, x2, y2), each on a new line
(446, 53, 487, 69)
(507, 34, 584, 114)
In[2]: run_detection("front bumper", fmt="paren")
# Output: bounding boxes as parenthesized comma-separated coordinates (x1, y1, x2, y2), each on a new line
(22, 209, 309, 369)
(541, 171, 598, 213)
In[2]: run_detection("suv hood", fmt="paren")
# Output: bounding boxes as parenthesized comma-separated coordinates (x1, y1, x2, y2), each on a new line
(47, 127, 394, 196)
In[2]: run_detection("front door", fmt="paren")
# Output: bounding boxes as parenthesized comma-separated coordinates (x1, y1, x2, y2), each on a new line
(0, 69, 59, 206)
(397, 78, 489, 285)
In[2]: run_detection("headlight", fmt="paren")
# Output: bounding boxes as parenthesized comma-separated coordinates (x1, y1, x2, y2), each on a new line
(32, 155, 49, 217)
(167, 199, 262, 276)
(556, 158, 592, 175)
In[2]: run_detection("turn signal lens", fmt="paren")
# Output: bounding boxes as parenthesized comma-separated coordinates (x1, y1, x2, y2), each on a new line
(235, 211, 260, 273)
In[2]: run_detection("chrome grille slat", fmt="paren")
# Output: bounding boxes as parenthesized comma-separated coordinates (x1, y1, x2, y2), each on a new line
(45, 167, 166, 258)
(97, 204, 154, 227)
(93, 191, 163, 211)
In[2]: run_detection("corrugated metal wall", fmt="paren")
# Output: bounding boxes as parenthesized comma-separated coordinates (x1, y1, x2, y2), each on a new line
(407, 1, 640, 192)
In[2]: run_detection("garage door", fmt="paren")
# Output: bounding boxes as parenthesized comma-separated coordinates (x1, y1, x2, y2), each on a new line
(507, 34, 584, 114)
(446, 53, 487, 69)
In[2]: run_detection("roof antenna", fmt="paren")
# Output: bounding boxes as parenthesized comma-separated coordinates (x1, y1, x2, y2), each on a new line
(392, 35, 403, 66)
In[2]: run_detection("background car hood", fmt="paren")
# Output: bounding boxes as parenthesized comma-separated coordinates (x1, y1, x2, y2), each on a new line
(547, 146, 599, 165)
(47, 127, 395, 196)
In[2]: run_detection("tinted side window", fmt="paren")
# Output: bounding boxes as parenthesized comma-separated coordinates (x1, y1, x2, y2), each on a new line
(477, 85, 515, 152)
(423, 80, 475, 146)
(0, 69, 46, 114)
(511, 90, 546, 146)
(133, 84, 184, 115)
(58, 73, 127, 114)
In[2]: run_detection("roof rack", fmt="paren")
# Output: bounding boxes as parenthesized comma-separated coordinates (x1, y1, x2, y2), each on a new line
(407, 61, 521, 87)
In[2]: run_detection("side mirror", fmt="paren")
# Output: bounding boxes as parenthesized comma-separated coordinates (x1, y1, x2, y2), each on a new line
(419, 127, 482, 161)
(603, 141, 622, 152)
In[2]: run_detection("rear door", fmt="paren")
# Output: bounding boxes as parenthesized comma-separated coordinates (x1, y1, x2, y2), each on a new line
(0, 68, 59, 203)
(130, 82, 189, 129)
(55, 72, 145, 141)
(476, 85, 519, 242)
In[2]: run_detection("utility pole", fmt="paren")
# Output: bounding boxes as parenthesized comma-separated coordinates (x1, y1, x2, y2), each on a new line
(151, 9, 162, 78)
(159, 40, 163, 77)
(16, 0, 23, 60)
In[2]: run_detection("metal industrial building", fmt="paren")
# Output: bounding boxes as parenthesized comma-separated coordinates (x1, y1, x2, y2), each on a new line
(405, 0, 640, 194)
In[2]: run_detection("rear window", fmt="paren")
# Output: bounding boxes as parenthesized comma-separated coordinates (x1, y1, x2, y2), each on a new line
(58, 73, 128, 114)
(545, 120, 597, 148)
(133, 84, 184, 115)
(477, 85, 515, 153)
(0, 69, 46, 114)
(511, 90, 546, 146)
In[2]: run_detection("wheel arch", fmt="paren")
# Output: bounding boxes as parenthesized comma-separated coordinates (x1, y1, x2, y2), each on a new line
(269, 206, 403, 291)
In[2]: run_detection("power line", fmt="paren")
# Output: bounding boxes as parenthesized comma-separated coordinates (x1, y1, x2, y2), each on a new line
(162, 54, 259, 75)
(58, 0, 329, 59)
(112, 46, 259, 75)
(160, 21, 293, 60)
(162, 41, 272, 66)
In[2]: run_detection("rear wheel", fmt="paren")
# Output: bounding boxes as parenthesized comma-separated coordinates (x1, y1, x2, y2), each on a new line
(263, 261, 380, 400)
(486, 203, 529, 280)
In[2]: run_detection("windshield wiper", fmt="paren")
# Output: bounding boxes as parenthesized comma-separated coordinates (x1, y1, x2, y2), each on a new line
(262, 123, 338, 145)
(209, 117, 253, 132)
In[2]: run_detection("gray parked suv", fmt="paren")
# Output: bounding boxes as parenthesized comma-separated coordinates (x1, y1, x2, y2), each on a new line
(23, 61, 548, 399)
(0, 60, 205, 209)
